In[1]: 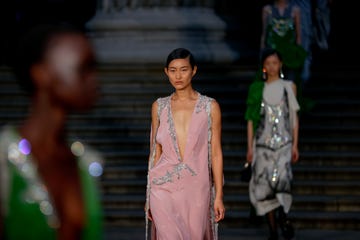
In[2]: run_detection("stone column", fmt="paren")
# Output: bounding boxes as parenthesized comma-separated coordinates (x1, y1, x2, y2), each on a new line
(86, 1, 238, 64)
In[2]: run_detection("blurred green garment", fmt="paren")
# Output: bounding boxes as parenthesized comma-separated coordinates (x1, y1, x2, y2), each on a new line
(266, 25, 307, 70)
(244, 73, 264, 132)
(0, 125, 103, 240)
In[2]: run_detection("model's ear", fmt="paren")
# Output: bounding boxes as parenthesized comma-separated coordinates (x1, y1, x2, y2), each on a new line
(164, 67, 169, 76)
(192, 65, 197, 77)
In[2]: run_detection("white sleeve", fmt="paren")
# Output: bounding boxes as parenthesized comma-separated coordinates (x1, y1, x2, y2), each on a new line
(283, 81, 300, 129)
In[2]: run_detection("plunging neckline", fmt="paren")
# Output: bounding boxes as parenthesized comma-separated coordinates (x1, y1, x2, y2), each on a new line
(169, 92, 200, 163)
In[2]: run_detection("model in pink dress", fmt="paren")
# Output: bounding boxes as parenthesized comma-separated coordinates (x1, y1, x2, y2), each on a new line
(145, 48, 225, 240)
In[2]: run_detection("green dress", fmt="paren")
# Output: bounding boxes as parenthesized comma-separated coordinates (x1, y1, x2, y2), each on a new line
(0, 125, 103, 240)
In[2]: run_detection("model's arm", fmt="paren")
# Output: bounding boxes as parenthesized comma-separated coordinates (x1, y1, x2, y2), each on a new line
(146, 100, 161, 220)
(246, 121, 254, 163)
(149, 101, 162, 167)
(292, 114, 299, 163)
(210, 100, 225, 222)
(293, 5, 302, 46)
(291, 82, 299, 163)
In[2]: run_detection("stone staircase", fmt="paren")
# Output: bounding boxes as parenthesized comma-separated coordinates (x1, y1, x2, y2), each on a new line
(0, 59, 359, 234)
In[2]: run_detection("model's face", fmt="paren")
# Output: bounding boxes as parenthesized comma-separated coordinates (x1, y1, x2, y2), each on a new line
(165, 58, 197, 90)
(44, 33, 99, 111)
(263, 54, 282, 79)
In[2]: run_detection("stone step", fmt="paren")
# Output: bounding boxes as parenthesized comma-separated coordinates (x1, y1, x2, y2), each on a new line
(99, 149, 360, 167)
(101, 163, 360, 181)
(101, 193, 360, 213)
(3, 88, 360, 106)
(87, 139, 359, 152)
(2, 110, 360, 126)
(224, 165, 360, 181)
(100, 177, 360, 198)
(223, 180, 360, 196)
(224, 210, 360, 230)
(225, 194, 360, 212)
(62, 122, 360, 138)
(100, 204, 360, 230)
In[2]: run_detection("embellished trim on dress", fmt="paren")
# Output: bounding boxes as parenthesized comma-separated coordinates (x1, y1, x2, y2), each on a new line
(1, 125, 104, 230)
(4, 126, 60, 229)
(152, 162, 197, 185)
(204, 95, 219, 240)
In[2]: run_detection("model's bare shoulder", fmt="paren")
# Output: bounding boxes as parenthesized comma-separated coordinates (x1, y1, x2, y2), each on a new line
(210, 99, 222, 117)
(151, 99, 159, 110)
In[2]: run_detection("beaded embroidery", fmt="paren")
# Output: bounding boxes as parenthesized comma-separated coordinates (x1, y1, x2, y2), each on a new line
(152, 163, 196, 185)
(5, 128, 60, 229)
(1, 125, 103, 230)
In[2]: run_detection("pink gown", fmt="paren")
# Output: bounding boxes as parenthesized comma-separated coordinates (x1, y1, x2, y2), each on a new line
(145, 92, 218, 240)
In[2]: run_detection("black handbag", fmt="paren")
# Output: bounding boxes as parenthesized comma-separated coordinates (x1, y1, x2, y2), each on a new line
(240, 162, 252, 182)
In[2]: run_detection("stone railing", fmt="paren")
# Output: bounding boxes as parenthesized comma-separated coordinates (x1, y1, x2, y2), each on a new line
(100, 0, 215, 12)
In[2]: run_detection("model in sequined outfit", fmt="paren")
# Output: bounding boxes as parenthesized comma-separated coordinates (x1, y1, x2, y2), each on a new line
(145, 48, 225, 239)
(245, 48, 300, 240)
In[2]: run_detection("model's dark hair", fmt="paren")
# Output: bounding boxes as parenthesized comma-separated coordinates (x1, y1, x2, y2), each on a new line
(13, 23, 84, 94)
(259, 48, 284, 81)
(260, 47, 283, 66)
(165, 48, 196, 69)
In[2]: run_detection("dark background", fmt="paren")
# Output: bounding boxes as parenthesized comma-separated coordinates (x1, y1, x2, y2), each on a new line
(0, 0, 357, 67)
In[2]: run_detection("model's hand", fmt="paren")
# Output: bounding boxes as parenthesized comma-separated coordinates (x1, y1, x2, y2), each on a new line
(144, 204, 153, 221)
(214, 198, 225, 222)
(246, 149, 253, 163)
(292, 146, 299, 163)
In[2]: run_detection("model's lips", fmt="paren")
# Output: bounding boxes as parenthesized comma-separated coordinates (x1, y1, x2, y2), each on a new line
(175, 81, 183, 84)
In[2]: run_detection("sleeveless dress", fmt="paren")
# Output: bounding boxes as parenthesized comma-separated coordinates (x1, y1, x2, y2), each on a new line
(249, 79, 299, 216)
(0, 125, 104, 240)
(145, 92, 218, 240)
